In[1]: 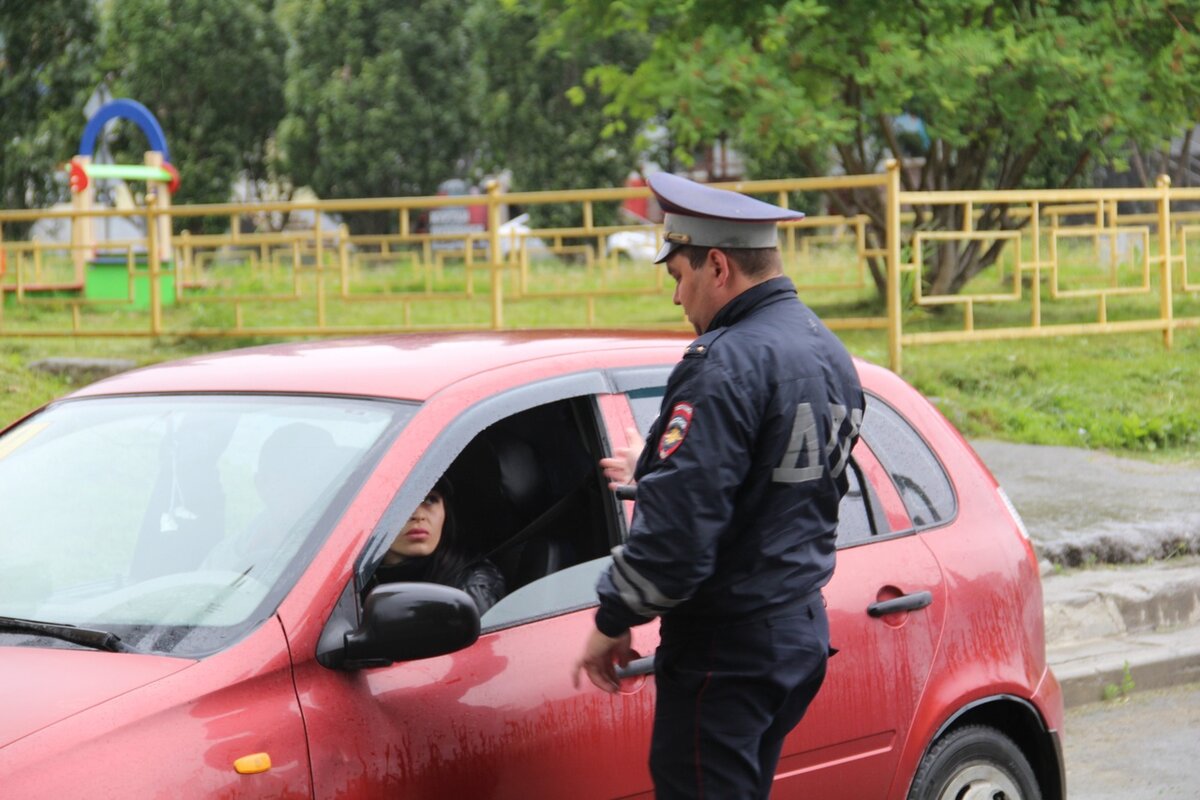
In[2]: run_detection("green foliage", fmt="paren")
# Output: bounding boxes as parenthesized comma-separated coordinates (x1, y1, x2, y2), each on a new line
(1103, 661, 1137, 701)
(467, 0, 645, 229)
(277, 0, 482, 234)
(101, 0, 285, 216)
(545, 0, 1200, 293)
(0, 1, 102, 231)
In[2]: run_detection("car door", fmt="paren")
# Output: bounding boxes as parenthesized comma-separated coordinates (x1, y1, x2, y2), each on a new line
(293, 384, 660, 799)
(771, 434, 948, 798)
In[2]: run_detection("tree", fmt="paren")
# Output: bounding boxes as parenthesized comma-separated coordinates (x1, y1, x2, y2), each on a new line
(546, 0, 1200, 296)
(0, 1, 101, 232)
(102, 0, 285, 211)
(467, 0, 645, 229)
(277, 0, 482, 234)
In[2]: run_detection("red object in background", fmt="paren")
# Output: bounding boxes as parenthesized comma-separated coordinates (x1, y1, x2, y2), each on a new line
(467, 201, 486, 228)
(163, 162, 181, 194)
(623, 174, 649, 221)
(0, 332, 1064, 799)
(67, 160, 89, 194)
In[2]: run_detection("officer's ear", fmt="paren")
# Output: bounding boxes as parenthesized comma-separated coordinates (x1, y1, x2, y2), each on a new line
(709, 248, 734, 287)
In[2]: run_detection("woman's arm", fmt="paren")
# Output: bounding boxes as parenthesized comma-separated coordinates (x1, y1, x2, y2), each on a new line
(459, 560, 507, 615)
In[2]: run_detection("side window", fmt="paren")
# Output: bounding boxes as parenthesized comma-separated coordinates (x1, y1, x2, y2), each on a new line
(860, 395, 956, 530)
(626, 387, 664, 437)
(835, 455, 891, 547)
(365, 395, 622, 632)
(481, 555, 612, 630)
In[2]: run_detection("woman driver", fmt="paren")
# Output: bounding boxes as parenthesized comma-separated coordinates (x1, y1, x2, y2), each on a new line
(374, 476, 506, 615)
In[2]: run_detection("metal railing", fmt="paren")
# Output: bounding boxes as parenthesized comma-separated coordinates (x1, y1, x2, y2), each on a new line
(2, 163, 1198, 372)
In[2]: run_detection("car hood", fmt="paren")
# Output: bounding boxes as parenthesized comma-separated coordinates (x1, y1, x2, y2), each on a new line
(0, 646, 194, 749)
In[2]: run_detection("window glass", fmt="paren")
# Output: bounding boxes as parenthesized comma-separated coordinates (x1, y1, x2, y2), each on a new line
(626, 388, 665, 438)
(0, 395, 410, 657)
(835, 463, 875, 546)
(860, 396, 956, 530)
(481, 555, 610, 631)
(366, 396, 617, 629)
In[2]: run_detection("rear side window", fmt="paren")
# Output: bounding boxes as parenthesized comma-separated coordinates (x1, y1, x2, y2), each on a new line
(835, 460, 890, 547)
(861, 396, 956, 530)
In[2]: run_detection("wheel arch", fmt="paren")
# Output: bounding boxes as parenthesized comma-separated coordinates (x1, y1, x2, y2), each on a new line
(914, 694, 1065, 800)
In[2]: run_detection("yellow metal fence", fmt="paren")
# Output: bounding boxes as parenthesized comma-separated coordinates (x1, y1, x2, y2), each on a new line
(2, 162, 1198, 373)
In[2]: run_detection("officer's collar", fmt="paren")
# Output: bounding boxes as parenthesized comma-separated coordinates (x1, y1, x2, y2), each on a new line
(705, 275, 797, 334)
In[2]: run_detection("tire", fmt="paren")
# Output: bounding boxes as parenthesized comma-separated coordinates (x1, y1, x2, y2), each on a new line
(907, 724, 1042, 800)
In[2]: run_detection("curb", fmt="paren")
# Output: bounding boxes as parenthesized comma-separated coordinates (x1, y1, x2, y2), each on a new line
(1042, 557, 1200, 707)
(1049, 625, 1200, 707)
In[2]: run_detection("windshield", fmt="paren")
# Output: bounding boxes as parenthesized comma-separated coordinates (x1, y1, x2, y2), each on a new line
(0, 394, 414, 657)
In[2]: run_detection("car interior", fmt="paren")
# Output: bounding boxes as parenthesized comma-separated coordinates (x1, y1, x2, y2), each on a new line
(372, 396, 620, 606)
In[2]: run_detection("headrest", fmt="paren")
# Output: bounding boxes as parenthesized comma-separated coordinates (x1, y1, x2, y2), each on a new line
(493, 436, 544, 519)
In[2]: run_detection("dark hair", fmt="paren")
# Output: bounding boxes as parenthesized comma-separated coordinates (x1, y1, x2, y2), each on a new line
(677, 244, 781, 279)
(420, 491, 473, 586)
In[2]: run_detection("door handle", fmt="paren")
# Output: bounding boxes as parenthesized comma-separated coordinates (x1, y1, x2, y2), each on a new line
(616, 655, 655, 679)
(867, 590, 933, 618)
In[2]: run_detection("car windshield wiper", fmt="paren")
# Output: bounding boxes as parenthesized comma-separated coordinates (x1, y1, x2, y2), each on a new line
(0, 615, 138, 654)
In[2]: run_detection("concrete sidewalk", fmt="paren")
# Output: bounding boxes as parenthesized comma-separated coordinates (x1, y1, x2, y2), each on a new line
(1042, 557, 1200, 707)
(970, 439, 1200, 708)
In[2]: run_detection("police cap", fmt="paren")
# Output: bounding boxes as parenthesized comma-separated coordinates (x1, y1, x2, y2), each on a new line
(648, 172, 804, 263)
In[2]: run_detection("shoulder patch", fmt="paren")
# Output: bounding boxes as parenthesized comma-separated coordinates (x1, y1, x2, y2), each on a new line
(657, 402, 694, 459)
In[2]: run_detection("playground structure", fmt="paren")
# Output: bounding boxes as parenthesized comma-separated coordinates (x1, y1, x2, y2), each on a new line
(61, 99, 179, 306)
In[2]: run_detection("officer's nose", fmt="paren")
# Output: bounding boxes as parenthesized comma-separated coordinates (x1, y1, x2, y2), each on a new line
(672, 284, 682, 306)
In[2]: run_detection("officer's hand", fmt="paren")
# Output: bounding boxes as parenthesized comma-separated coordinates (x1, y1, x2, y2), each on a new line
(573, 628, 634, 694)
(600, 427, 645, 490)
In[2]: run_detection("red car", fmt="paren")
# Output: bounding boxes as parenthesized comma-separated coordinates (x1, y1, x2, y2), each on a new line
(0, 332, 1063, 799)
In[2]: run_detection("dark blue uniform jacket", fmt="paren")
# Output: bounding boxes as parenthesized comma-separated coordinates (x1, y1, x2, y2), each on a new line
(595, 276, 865, 638)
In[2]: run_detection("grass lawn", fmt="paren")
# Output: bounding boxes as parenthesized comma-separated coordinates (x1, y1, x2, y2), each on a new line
(2, 250, 1198, 463)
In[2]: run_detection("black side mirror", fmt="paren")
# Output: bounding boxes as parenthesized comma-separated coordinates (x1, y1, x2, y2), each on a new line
(341, 582, 480, 669)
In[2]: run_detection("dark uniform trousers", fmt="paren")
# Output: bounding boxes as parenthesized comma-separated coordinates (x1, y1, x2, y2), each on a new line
(649, 593, 829, 799)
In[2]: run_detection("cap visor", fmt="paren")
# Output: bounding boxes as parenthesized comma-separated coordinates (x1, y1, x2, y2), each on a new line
(654, 241, 680, 263)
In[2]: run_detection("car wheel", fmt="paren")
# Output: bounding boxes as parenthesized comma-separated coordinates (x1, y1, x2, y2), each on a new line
(907, 724, 1042, 800)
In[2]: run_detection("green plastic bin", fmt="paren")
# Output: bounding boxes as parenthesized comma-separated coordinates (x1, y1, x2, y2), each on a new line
(85, 255, 176, 309)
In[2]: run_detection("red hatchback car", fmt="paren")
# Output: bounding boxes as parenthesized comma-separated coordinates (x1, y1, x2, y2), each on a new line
(0, 332, 1063, 799)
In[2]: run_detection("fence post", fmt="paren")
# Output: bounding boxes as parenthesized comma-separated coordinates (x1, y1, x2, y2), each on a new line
(1157, 174, 1174, 349)
(339, 224, 351, 298)
(885, 159, 903, 373)
(146, 193, 162, 336)
(488, 179, 503, 330)
(178, 230, 190, 289)
(315, 211, 326, 329)
(71, 155, 92, 284)
(175, 229, 188, 302)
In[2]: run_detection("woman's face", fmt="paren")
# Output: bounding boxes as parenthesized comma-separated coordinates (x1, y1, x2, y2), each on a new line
(385, 490, 446, 563)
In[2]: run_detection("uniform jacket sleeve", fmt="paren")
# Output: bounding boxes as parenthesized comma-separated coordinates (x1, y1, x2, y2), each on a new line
(595, 354, 757, 636)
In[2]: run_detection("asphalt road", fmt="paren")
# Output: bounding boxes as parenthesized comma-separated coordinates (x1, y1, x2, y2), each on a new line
(1063, 681, 1200, 798)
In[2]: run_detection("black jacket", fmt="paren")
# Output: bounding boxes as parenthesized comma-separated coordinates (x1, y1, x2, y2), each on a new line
(595, 276, 864, 637)
(374, 557, 506, 616)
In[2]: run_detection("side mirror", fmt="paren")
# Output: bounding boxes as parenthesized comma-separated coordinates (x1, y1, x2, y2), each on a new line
(341, 582, 480, 669)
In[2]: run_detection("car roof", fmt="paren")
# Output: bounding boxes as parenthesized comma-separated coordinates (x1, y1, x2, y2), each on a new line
(67, 331, 699, 402)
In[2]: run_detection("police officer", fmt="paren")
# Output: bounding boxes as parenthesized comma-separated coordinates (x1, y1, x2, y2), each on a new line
(573, 172, 865, 799)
